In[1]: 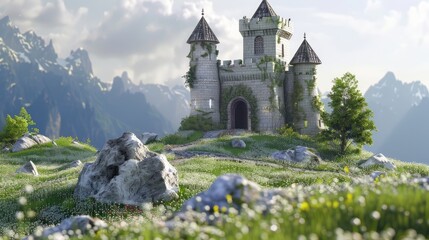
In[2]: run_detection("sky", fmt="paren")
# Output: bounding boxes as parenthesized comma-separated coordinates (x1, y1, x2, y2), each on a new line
(1, 0, 428, 93)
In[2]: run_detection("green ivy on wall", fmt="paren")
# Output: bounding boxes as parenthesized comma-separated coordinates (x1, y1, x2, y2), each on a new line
(292, 79, 306, 125)
(183, 65, 196, 88)
(257, 56, 285, 112)
(312, 95, 324, 112)
(220, 84, 259, 131)
(305, 76, 316, 96)
(186, 43, 196, 60)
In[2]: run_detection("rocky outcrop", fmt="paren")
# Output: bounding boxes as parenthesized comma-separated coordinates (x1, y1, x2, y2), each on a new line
(24, 215, 107, 240)
(12, 134, 51, 152)
(360, 153, 396, 170)
(271, 146, 321, 164)
(140, 132, 158, 144)
(16, 161, 39, 176)
(74, 132, 179, 206)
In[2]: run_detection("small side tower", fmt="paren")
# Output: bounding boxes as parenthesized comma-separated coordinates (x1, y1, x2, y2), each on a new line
(186, 10, 221, 124)
(286, 34, 323, 135)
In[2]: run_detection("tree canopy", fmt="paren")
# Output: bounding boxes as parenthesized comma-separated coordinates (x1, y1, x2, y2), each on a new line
(322, 73, 376, 154)
(0, 107, 36, 144)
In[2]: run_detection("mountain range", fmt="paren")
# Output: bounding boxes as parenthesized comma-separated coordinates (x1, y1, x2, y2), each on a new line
(365, 72, 429, 164)
(0, 16, 189, 148)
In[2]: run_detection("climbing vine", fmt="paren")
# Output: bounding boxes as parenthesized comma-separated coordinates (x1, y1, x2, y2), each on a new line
(220, 84, 259, 131)
(183, 65, 196, 88)
(312, 95, 324, 112)
(292, 80, 306, 125)
(306, 76, 316, 95)
(187, 43, 196, 60)
(257, 56, 285, 112)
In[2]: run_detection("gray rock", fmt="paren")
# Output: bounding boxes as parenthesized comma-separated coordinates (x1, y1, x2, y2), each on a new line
(360, 153, 396, 170)
(31, 134, 51, 144)
(231, 139, 246, 148)
(74, 132, 179, 206)
(370, 171, 386, 180)
(12, 134, 52, 152)
(16, 161, 39, 176)
(24, 215, 107, 240)
(12, 136, 37, 152)
(180, 174, 284, 215)
(69, 160, 83, 168)
(140, 132, 158, 144)
(271, 149, 294, 161)
(272, 146, 321, 163)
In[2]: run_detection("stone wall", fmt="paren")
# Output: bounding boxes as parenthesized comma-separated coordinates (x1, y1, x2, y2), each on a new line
(219, 62, 285, 132)
(189, 42, 220, 124)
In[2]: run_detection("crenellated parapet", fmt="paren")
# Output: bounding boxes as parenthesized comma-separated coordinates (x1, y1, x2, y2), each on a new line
(239, 16, 293, 40)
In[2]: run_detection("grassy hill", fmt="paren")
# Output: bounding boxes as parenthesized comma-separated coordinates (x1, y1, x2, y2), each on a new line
(0, 133, 428, 239)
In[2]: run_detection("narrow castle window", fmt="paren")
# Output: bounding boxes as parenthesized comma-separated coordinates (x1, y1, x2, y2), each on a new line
(254, 36, 264, 55)
(209, 98, 213, 109)
(282, 44, 284, 58)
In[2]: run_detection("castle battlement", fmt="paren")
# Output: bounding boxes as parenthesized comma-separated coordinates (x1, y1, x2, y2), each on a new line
(218, 59, 279, 72)
(239, 16, 293, 39)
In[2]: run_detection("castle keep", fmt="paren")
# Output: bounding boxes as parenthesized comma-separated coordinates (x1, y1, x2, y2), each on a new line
(186, 0, 323, 135)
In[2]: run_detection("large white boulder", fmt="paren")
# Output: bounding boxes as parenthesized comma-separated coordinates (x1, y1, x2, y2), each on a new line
(12, 134, 52, 152)
(16, 161, 39, 176)
(360, 153, 396, 170)
(74, 132, 179, 206)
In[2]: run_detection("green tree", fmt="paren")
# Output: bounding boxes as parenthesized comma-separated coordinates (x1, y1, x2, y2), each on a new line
(0, 107, 36, 143)
(321, 73, 376, 154)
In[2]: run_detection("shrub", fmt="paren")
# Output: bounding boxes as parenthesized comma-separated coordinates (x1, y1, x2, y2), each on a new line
(0, 107, 36, 144)
(278, 125, 300, 138)
(179, 113, 218, 132)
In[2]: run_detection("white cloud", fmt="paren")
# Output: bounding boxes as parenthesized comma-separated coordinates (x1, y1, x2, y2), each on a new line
(407, 0, 429, 45)
(365, 0, 382, 12)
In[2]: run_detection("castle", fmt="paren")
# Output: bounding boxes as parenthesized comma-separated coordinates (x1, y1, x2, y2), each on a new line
(186, 0, 323, 135)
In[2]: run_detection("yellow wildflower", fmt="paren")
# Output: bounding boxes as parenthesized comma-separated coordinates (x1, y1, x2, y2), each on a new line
(213, 205, 219, 214)
(300, 202, 310, 211)
(344, 166, 350, 174)
(226, 194, 233, 204)
(333, 201, 339, 209)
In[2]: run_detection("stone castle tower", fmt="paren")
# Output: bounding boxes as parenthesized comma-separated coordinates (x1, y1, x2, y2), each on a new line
(186, 0, 323, 135)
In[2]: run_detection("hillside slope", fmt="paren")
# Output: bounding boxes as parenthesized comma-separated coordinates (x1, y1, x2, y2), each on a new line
(1, 133, 428, 239)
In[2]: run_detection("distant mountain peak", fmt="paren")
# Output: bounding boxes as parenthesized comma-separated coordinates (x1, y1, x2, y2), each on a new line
(66, 48, 93, 77)
(0, 16, 11, 26)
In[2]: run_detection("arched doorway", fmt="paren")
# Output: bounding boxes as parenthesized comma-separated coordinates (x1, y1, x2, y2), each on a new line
(230, 98, 249, 130)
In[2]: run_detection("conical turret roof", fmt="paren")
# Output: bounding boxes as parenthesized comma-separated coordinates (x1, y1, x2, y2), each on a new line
(290, 35, 322, 65)
(252, 0, 278, 19)
(187, 15, 219, 44)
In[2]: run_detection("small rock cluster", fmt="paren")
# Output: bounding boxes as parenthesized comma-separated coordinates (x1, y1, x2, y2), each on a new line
(24, 215, 107, 240)
(271, 146, 321, 164)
